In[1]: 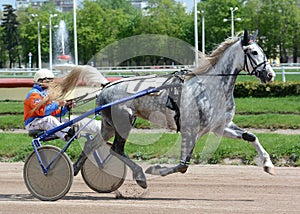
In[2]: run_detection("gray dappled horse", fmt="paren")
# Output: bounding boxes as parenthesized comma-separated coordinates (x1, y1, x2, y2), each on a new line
(96, 30, 276, 189)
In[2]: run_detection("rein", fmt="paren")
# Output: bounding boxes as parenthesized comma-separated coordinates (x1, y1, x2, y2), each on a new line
(59, 88, 102, 121)
(67, 88, 103, 108)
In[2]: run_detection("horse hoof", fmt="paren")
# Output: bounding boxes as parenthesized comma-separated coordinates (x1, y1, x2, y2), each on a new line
(264, 166, 275, 175)
(136, 179, 147, 189)
(133, 169, 147, 189)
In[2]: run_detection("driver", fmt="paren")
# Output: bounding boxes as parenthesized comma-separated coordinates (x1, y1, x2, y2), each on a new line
(24, 69, 101, 141)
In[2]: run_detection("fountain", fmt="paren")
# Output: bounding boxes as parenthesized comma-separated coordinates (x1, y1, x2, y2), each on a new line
(53, 20, 75, 76)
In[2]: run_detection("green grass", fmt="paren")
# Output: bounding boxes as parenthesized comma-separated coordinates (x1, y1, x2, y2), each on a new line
(0, 101, 24, 113)
(2, 132, 299, 166)
(237, 74, 300, 83)
(0, 133, 84, 162)
(235, 96, 300, 114)
(126, 132, 300, 166)
(233, 114, 300, 129)
(2, 96, 299, 114)
(236, 69, 300, 82)
(1, 96, 299, 130)
(0, 115, 24, 129)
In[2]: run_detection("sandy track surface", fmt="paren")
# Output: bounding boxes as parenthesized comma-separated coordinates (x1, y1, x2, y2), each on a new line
(0, 162, 300, 213)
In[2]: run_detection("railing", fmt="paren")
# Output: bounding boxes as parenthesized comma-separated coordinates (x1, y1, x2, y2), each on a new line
(0, 64, 299, 82)
(0, 65, 192, 78)
(271, 63, 300, 82)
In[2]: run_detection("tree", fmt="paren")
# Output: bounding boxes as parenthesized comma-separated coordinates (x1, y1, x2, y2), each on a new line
(133, 0, 192, 65)
(0, 18, 6, 68)
(200, 0, 242, 53)
(1, 4, 21, 68)
(10, 0, 299, 67)
(18, 3, 58, 68)
(76, 0, 142, 65)
(140, 0, 189, 37)
(241, 0, 300, 63)
(95, 0, 134, 11)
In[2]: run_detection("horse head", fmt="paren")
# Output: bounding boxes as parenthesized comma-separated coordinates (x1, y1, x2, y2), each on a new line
(241, 29, 275, 83)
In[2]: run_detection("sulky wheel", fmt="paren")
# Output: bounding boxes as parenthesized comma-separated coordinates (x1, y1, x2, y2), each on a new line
(23, 145, 73, 201)
(81, 143, 127, 193)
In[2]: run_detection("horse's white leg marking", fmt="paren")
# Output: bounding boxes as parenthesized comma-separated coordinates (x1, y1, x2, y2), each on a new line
(250, 137, 274, 174)
(220, 122, 275, 175)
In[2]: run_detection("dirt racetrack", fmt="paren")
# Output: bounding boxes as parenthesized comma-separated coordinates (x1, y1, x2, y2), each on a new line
(0, 162, 300, 214)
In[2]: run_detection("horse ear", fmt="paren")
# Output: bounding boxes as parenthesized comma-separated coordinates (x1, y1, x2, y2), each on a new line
(251, 29, 259, 41)
(242, 29, 250, 46)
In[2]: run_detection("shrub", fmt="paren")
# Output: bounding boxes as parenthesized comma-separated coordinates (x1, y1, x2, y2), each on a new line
(234, 82, 300, 97)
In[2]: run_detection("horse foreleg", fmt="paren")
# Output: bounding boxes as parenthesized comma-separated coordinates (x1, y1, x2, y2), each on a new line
(146, 162, 189, 177)
(146, 130, 197, 176)
(221, 122, 275, 174)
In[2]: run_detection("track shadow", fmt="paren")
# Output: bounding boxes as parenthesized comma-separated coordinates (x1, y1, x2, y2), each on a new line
(0, 193, 254, 202)
(0, 194, 35, 201)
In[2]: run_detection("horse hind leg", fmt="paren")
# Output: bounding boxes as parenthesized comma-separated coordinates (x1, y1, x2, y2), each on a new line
(73, 133, 104, 176)
(74, 120, 115, 176)
(101, 105, 147, 188)
(111, 130, 147, 189)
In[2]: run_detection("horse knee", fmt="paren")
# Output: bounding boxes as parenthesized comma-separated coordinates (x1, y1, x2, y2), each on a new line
(242, 132, 256, 142)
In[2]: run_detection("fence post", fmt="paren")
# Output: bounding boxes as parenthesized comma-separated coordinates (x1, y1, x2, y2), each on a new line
(282, 67, 286, 83)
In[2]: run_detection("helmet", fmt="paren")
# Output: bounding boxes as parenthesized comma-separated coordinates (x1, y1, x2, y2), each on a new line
(34, 69, 54, 82)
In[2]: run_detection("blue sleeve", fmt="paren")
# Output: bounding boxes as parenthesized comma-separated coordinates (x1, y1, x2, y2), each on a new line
(44, 102, 59, 115)
(52, 106, 69, 117)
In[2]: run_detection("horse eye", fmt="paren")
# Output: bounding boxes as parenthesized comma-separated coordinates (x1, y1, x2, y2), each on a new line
(251, 51, 258, 55)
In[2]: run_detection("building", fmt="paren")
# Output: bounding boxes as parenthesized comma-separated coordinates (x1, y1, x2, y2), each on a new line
(15, 0, 150, 12)
(131, 0, 148, 10)
(53, 0, 73, 12)
(16, 0, 73, 12)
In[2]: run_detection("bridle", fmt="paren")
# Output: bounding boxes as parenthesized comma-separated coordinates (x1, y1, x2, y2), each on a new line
(243, 42, 268, 78)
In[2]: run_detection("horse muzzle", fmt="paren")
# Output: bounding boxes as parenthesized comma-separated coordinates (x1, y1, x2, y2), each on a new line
(257, 64, 276, 83)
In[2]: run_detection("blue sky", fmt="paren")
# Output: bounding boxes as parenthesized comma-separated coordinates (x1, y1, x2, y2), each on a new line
(1, 0, 16, 7)
(1, 0, 197, 11)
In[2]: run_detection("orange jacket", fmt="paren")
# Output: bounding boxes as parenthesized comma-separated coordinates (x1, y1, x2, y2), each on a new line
(24, 84, 68, 126)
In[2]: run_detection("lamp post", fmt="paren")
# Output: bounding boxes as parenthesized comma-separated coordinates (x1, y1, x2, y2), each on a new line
(49, 14, 57, 71)
(31, 14, 42, 69)
(37, 21, 41, 69)
(194, 0, 199, 67)
(201, 10, 205, 54)
(223, 7, 241, 37)
(73, 0, 78, 65)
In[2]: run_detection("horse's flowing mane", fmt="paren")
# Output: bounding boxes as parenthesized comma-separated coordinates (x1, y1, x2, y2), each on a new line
(192, 37, 240, 75)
